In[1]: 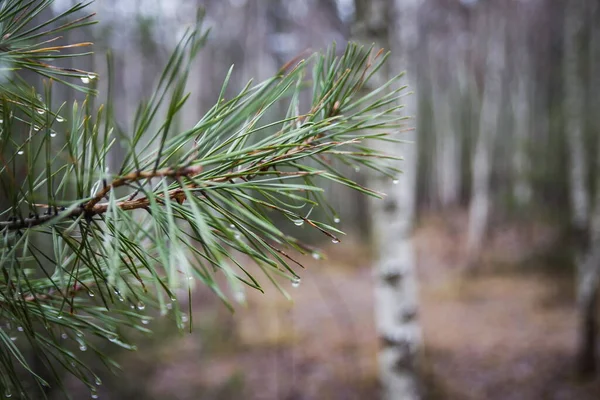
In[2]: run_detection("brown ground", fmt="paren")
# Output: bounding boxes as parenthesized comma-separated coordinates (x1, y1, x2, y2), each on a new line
(84, 211, 600, 399)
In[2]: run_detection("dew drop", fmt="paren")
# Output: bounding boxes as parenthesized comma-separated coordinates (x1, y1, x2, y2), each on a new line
(141, 318, 149, 325)
(234, 232, 241, 240)
(36, 108, 45, 115)
(4, 389, 11, 398)
(33, 125, 40, 131)
(333, 217, 341, 224)
(16, 326, 23, 332)
(88, 291, 95, 297)
(181, 313, 189, 323)
(61, 333, 68, 339)
(392, 179, 399, 185)
(80, 76, 90, 84)
(312, 252, 321, 260)
(234, 291, 246, 303)
(79, 344, 87, 351)
(10, 336, 16, 342)
(331, 238, 340, 244)
(95, 377, 102, 386)
(56, 116, 65, 122)
(0, 119, 3, 123)
(137, 301, 145, 310)
(91, 388, 99, 399)
(291, 277, 301, 288)
(354, 166, 360, 172)
(76, 331, 84, 338)
(88, 73, 97, 80)
(229, 224, 235, 229)
(50, 132, 57, 138)
(17, 150, 24, 155)
(108, 335, 118, 343)
(118, 296, 124, 302)
(57, 314, 63, 319)
(293, 219, 304, 226)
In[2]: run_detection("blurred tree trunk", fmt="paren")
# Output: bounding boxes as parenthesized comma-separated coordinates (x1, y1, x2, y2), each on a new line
(353, 0, 421, 398)
(510, 3, 532, 207)
(564, 1, 589, 231)
(578, 172, 600, 376)
(564, 0, 594, 375)
(430, 42, 461, 209)
(567, 0, 600, 376)
(466, 11, 505, 268)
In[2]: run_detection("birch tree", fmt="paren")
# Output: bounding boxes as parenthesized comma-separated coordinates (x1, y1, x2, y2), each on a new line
(353, 0, 421, 398)
(566, 0, 600, 375)
(429, 40, 461, 208)
(466, 10, 505, 268)
(564, 1, 589, 232)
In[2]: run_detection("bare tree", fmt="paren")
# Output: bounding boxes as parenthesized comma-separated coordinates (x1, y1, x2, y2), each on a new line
(429, 36, 461, 208)
(465, 8, 505, 268)
(566, 0, 600, 375)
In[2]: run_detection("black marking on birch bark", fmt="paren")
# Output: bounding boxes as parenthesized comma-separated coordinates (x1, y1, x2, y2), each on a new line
(381, 266, 404, 286)
(380, 333, 402, 348)
(393, 351, 415, 373)
(383, 199, 398, 213)
(399, 307, 418, 323)
(380, 330, 410, 347)
(381, 334, 416, 373)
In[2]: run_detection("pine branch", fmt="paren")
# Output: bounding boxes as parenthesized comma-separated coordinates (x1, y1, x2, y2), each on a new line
(0, 2, 411, 398)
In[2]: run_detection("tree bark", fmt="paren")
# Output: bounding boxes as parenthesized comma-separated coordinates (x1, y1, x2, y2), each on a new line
(572, 0, 600, 376)
(465, 12, 505, 268)
(353, 0, 422, 398)
(430, 40, 461, 209)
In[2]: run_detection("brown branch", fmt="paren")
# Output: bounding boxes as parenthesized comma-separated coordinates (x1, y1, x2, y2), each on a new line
(83, 165, 202, 212)
(1, 165, 203, 231)
(1, 134, 355, 232)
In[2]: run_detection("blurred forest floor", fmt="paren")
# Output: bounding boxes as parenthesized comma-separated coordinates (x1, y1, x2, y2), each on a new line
(72, 212, 600, 400)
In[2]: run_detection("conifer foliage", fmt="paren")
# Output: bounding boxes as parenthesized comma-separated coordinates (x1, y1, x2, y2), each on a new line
(0, 1, 409, 397)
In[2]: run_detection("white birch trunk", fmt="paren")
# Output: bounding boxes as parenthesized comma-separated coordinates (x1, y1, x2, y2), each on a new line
(465, 15, 505, 267)
(353, 0, 422, 398)
(376, 0, 421, 390)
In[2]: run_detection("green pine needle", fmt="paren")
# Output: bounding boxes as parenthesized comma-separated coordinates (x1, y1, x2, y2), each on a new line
(0, 1, 410, 398)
